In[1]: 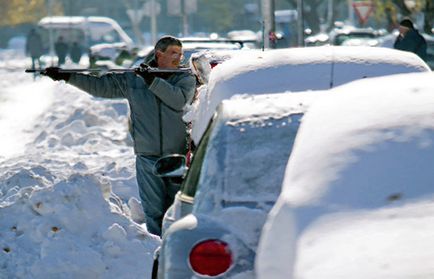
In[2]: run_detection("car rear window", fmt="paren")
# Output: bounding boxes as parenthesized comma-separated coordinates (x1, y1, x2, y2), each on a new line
(217, 114, 303, 203)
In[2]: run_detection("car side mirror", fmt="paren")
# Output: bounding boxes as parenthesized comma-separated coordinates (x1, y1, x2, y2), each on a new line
(152, 154, 188, 177)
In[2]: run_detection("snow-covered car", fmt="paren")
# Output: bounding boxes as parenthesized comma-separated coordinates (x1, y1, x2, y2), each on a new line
(153, 46, 430, 279)
(256, 72, 434, 279)
(190, 46, 431, 147)
(328, 26, 383, 46)
(304, 32, 329, 46)
(155, 92, 320, 279)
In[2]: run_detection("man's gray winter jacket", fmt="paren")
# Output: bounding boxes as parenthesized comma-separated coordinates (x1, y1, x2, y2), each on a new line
(68, 71, 196, 156)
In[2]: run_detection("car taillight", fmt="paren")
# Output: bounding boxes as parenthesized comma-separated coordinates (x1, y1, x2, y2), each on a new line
(210, 62, 219, 68)
(189, 239, 232, 276)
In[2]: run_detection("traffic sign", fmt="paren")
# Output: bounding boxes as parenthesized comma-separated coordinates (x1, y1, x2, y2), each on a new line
(352, 1, 374, 25)
(143, 1, 161, 17)
(167, 0, 197, 16)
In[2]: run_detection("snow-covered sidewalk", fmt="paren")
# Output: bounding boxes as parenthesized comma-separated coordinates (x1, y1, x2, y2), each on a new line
(0, 50, 160, 279)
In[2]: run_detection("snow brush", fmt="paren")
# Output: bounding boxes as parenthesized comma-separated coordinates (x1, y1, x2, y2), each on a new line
(25, 66, 192, 74)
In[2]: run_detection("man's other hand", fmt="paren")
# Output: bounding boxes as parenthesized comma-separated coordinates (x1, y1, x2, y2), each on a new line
(135, 63, 155, 85)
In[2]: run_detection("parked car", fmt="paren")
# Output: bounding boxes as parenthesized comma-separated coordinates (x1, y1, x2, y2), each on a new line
(189, 46, 431, 146)
(153, 45, 430, 279)
(304, 32, 329, 46)
(328, 26, 384, 46)
(155, 91, 321, 279)
(256, 72, 434, 279)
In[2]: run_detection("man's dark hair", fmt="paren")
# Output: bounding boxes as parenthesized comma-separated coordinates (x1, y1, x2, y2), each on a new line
(155, 36, 182, 53)
(399, 18, 414, 29)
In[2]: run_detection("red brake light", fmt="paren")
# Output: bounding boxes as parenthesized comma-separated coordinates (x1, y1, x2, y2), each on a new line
(210, 62, 219, 68)
(189, 239, 232, 276)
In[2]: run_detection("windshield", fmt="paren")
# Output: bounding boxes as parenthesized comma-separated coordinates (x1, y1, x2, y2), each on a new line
(38, 28, 86, 52)
(38, 22, 124, 52)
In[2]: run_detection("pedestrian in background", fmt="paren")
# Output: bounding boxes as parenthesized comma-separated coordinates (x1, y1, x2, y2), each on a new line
(394, 18, 427, 61)
(70, 42, 82, 64)
(54, 36, 68, 66)
(42, 36, 196, 237)
(26, 28, 43, 69)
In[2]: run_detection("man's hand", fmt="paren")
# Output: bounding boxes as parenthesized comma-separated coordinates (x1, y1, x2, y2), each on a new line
(135, 63, 155, 85)
(41, 67, 71, 81)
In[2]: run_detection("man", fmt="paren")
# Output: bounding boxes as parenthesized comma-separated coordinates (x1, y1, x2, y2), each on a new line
(54, 36, 69, 66)
(70, 42, 82, 64)
(394, 18, 427, 61)
(26, 28, 43, 69)
(43, 36, 196, 236)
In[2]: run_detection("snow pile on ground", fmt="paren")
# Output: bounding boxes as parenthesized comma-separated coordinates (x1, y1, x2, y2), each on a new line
(0, 49, 160, 279)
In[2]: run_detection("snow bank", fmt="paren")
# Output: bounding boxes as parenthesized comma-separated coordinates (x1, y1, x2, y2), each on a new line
(0, 49, 160, 279)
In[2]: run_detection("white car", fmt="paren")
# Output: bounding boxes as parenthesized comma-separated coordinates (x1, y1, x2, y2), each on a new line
(153, 46, 430, 279)
(256, 72, 434, 279)
(156, 91, 320, 279)
(190, 45, 430, 146)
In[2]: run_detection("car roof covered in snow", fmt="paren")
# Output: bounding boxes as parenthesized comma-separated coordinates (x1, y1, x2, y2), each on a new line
(190, 46, 430, 144)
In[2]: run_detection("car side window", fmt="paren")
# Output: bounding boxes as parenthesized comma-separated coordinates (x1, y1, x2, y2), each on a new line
(180, 122, 213, 198)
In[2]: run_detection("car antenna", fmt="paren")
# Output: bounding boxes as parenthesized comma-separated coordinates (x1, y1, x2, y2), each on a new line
(329, 48, 335, 88)
(261, 20, 265, 51)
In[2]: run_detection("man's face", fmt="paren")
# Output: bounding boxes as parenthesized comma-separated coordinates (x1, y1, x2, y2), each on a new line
(398, 25, 410, 36)
(156, 45, 183, 69)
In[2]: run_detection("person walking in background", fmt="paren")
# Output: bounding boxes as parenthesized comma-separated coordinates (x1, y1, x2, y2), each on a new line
(26, 28, 43, 69)
(70, 42, 82, 64)
(394, 18, 427, 61)
(41, 36, 196, 237)
(54, 36, 68, 66)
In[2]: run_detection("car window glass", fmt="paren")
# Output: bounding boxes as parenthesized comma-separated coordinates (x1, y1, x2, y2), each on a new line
(180, 121, 213, 197)
(215, 114, 303, 203)
(39, 28, 86, 49)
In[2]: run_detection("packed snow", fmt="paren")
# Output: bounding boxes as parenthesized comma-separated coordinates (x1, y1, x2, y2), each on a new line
(0, 48, 160, 279)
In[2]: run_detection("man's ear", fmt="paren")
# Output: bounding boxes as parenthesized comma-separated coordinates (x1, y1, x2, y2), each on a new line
(155, 50, 163, 60)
